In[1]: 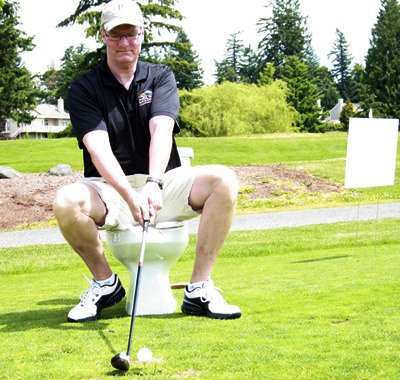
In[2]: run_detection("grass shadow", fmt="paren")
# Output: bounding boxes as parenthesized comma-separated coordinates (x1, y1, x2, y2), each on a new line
(291, 255, 351, 264)
(0, 297, 129, 333)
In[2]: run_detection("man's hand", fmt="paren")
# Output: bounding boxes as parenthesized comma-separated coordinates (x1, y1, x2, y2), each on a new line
(126, 189, 151, 226)
(143, 182, 163, 225)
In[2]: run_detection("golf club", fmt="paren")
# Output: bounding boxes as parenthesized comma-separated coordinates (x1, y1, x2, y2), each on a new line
(111, 220, 149, 371)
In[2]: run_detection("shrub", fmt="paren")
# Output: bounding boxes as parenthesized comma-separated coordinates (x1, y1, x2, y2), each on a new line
(178, 81, 298, 137)
(48, 123, 75, 139)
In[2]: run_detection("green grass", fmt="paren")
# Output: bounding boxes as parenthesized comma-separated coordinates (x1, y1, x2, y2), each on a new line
(1, 133, 400, 218)
(1, 219, 399, 379)
(0, 133, 348, 172)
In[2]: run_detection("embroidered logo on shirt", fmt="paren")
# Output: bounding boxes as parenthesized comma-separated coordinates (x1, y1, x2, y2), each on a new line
(138, 90, 153, 106)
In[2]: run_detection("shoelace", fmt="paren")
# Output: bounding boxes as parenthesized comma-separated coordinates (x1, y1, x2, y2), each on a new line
(200, 285, 226, 304)
(79, 274, 101, 306)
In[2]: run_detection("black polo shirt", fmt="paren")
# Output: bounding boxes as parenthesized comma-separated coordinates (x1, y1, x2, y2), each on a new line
(68, 60, 181, 177)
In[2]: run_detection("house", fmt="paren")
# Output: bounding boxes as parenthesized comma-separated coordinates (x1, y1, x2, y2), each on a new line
(324, 98, 363, 124)
(2, 98, 70, 139)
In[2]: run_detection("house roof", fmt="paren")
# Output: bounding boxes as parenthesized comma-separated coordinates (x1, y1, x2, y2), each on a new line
(33, 104, 70, 119)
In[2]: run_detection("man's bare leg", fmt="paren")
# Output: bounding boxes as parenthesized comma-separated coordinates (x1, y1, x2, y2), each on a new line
(53, 182, 112, 281)
(182, 165, 241, 319)
(53, 182, 126, 322)
(188, 165, 238, 282)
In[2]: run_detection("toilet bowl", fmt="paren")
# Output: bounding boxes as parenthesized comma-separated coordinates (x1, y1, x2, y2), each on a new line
(105, 221, 189, 316)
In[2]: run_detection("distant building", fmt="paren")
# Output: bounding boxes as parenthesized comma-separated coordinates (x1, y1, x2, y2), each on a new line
(324, 98, 362, 124)
(2, 98, 70, 139)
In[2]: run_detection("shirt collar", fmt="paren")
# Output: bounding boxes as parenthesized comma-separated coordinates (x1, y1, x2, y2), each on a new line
(100, 60, 148, 87)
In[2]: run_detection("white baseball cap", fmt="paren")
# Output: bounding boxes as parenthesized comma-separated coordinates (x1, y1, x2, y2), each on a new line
(101, 0, 144, 31)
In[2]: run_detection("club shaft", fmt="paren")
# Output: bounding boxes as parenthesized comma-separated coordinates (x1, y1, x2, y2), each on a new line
(126, 220, 149, 356)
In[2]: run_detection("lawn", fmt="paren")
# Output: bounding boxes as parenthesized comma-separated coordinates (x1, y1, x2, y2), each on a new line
(0, 219, 399, 379)
(0, 133, 399, 378)
(1, 133, 400, 215)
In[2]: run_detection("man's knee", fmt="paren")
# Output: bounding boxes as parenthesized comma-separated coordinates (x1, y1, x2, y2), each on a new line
(213, 165, 238, 199)
(204, 165, 238, 202)
(53, 183, 88, 217)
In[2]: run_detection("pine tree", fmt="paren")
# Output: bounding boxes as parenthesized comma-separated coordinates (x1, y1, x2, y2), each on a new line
(239, 46, 259, 84)
(164, 30, 203, 90)
(215, 32, 259, 84)
(215, 32, 245, 83)
(257, 0, 313, 76)
(0, 1, 39, 132)
(361, 0, 400, 118)
(339, 99, 355, 131)
(314, 66, 340, 111)
(280, 56, 323, 132)
(348, 63, 364, 103)
(328, 29, 353, 101)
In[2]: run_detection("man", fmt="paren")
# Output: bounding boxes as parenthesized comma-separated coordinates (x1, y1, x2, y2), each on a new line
(53, 0, 241, 323)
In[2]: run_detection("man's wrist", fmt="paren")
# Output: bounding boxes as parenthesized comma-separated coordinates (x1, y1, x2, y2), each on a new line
(146, 176, 163, 190)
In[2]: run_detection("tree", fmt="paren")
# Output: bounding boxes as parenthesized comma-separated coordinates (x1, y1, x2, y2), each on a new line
(257, 0, 313, 77)
(0, 1, 39, 132)
(38, 63, 62, 104)
(215, 32, 259, 84)
(215, 32, 245, 83)
(339, 99, 355, 131)
(328, 28, 353, 101)
(348, 63, 364, 103)
(164, 30, 203, 90)
(361, 0, 400, 118)
(314, 66, 340, 111)
(280, 56, 323, 132)
(57, 44, 93, 107)
(239, 46, 260, 84)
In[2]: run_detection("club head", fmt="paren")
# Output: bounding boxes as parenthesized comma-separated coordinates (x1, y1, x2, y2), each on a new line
(111, 352, 130, 371)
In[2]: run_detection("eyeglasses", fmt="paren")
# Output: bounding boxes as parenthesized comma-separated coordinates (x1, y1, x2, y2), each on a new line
(104, 29, 142, 43)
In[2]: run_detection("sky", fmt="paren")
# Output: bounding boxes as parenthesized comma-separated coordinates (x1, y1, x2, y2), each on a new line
(17, 0, 382, 85)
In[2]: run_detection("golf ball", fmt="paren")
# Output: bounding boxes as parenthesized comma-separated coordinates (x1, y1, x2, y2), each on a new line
(137, 347, 153, 363)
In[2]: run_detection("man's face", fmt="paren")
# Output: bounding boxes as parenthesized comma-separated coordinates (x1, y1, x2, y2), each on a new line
(102, 24, 144, 65)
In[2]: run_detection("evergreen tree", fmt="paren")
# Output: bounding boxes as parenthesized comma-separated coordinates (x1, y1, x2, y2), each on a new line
(314, 66, 340, 111)
(0, 1, 39, 132)
(215, 32, 258, 84)
(215, 32, 245, 83)
(339, 99, 355, 131)
(257, 63, 275, 86)
(328, 28, 353, 100)
(361, 0, 400, 118)
(280, 56, 323, 132)
(164, 30, 203, 90)
(38, 64, 61, 105)
(57, 44, 93, 107)
(348, 63, 364, 103)
(239, 46, 259, 84)
(257, 0, 313, 77)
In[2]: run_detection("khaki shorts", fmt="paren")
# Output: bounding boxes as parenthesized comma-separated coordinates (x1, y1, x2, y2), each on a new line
(81, 166, 200, 230)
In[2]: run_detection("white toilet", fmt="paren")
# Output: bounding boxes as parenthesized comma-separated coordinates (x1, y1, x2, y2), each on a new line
(105, 221, 189, 316)
(105, 147, 194, 316)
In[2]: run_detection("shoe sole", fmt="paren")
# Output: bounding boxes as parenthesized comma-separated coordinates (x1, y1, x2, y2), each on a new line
(181, 301, 241, 320)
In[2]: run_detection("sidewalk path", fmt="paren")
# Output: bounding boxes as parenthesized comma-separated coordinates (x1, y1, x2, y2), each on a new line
(1, 202, 399, 248)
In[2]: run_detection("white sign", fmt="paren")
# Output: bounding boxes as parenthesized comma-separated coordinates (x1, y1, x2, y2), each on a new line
(344, 118, 398, 188)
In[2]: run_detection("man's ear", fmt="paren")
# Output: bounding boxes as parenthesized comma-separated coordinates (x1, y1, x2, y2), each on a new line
(139, 29, 145, 42)
(100, 27, 107, 43)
